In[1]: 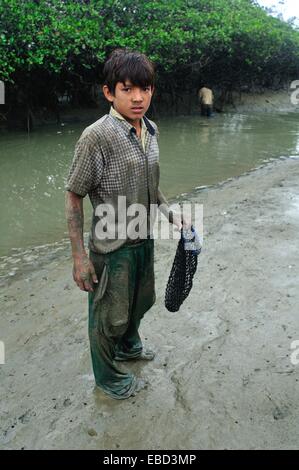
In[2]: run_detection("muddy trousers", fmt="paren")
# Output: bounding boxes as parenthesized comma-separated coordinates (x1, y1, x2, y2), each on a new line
(88, 239, 155, 399)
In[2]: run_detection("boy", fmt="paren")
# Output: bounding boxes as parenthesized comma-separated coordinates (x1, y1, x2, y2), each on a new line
(65, 49, 181, 400)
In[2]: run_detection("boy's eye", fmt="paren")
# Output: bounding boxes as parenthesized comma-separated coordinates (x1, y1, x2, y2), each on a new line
(143, 87, 151, 92)
(123, 87, 131, 92)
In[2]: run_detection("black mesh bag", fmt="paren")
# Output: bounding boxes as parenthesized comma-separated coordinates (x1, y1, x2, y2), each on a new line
(165, 227, 201, 312)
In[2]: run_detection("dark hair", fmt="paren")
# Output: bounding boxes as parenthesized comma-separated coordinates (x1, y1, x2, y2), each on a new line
(103, 48, 155, 94)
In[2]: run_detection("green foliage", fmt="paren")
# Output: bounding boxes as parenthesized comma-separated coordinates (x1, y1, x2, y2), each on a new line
(1, 0, 299, 108)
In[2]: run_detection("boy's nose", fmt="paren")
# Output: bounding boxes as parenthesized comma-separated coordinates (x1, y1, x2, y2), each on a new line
(131, 90, 143, 102)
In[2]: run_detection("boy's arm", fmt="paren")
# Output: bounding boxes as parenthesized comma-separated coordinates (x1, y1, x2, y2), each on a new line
(65, 134, 104, 292)
(157, 187, 173, 221)
(157, 187, 191, 230)
(65, 190, 98, 292)
(155, 124, 189, 229)
(157, 187, 183, 229)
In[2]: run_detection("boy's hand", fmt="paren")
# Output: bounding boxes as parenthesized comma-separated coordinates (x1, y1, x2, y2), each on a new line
(172, 213, 192, 231)
(73, 254, 98, 292)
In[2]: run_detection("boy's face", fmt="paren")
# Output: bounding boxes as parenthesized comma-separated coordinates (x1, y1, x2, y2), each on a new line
(103, 80, 153, 125)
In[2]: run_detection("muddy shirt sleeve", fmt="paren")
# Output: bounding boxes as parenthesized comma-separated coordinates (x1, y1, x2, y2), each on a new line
(65, 136, 104, 197)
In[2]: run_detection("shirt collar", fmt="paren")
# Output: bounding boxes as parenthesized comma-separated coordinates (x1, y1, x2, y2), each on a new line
(109, 106, 155, 136)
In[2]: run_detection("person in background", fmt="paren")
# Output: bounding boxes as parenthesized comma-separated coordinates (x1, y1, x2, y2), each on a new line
(198, 85, 214, 117)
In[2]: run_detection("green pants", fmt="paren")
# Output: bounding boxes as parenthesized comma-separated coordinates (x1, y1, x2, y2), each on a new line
(88, 239, 155, 399)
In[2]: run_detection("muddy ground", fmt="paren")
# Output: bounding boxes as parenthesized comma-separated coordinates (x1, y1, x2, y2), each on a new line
(1, 157, 299, 449)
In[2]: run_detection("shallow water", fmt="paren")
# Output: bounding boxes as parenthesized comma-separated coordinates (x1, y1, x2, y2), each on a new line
(0, 111, 299, 260)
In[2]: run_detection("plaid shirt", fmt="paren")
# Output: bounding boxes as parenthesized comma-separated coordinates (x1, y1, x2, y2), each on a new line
(66, 108, 169, 254)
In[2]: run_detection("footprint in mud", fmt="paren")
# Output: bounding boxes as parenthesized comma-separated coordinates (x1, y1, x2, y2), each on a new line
(87, 428, 98, 437)
(273, 405, 290, 421)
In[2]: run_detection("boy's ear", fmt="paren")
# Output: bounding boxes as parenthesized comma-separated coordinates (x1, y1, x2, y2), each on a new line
(102, 85, 114, 103)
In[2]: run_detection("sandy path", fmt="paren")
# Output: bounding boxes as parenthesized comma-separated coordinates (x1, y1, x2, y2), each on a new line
(1, 157, 299, 450)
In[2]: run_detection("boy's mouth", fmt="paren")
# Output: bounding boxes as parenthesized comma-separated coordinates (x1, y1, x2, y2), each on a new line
(131, 107, 144, 112)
